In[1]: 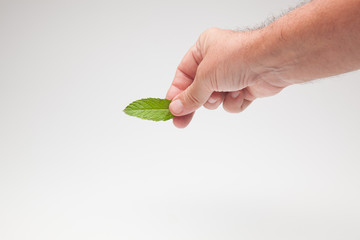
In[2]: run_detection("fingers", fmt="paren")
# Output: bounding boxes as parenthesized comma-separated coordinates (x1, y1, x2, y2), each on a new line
(172, 112, 195, 129)
(166, 69, 193, 101)
(172, 89, 253, 128)
(165, 41, 207, 128)
(171, 91, 221, 129)
(203, 92, 224, 110)
(166, 43, 211, 117)
(166, 45, 202, 101)
(223, 89, 254, 113)
(173, 89, 252, 129)
(169, 77, 213, 116)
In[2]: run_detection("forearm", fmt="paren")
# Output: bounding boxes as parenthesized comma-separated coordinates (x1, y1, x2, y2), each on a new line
(252, 0, 360, 85)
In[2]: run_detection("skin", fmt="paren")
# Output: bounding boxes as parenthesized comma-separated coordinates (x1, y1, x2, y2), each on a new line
(165, 0, 360, 128)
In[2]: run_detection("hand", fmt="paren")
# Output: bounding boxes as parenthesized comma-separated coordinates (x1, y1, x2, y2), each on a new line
(166, 28, 290, 128)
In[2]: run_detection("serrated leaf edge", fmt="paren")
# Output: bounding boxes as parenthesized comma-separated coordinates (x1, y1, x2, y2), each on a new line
(123, 98, 174, 122)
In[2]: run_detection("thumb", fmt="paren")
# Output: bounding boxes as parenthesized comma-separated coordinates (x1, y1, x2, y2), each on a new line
(169, 78, 212, 116)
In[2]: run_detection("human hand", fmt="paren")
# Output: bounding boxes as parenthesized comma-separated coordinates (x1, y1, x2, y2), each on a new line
(166, 28, 290, 128)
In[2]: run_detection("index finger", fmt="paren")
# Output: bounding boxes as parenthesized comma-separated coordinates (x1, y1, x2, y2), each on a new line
(166, 44, 203, 100)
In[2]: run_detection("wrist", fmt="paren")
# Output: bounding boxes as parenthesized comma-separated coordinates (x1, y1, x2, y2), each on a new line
(245, 27, 299, 87)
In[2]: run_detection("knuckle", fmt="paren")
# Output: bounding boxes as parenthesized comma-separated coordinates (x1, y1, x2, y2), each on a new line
(199, 27, 221, 53)
(185, 92, 202, 106)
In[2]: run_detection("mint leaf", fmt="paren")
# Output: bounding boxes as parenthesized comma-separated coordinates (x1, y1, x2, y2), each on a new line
(123, 98, 174, 121)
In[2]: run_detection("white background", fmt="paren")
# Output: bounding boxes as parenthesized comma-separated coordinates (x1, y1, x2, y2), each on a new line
(1, 0, 360, 239)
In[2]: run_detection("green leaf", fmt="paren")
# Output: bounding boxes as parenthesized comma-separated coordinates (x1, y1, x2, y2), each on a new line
(123, 98, 174, 121)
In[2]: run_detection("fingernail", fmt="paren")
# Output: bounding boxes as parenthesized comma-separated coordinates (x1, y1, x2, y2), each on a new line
(170, 99, 184, 115)
(231, 91, 240, 98)
(208, 97, 217, 104)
